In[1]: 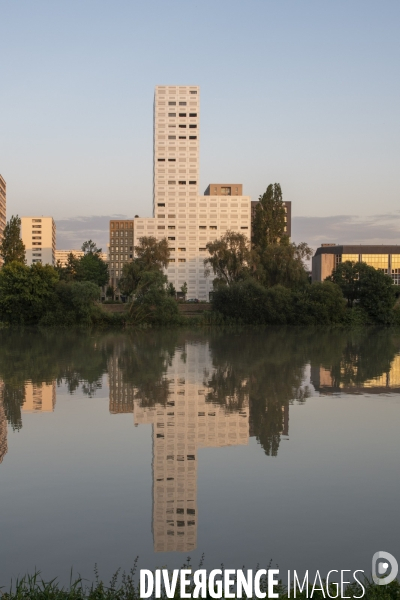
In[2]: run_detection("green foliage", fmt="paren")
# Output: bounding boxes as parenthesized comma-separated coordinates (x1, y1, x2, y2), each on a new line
(252, 183, 287, 248)
(167, 282, 176, 297)
(81, 239, 102, 254)
(118, 237, 170, 298)
(204, 230, 251, 285)
(328, 261, 395, 324)
(212, 280, 346, 326)
(75, 252, 109, 287)
(132, 271, 183, 326)
(0, 215, 25, 265)
(0, 262, 59, 325)
(253, 241, 312, 289)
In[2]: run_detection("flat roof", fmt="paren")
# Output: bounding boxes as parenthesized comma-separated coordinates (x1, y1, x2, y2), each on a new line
(315, 245, 400, 256)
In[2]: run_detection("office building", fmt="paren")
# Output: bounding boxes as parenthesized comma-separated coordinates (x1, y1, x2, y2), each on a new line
(312, 244, 400, 283)
(21, 217, 56, 266)
(251, 199, 292, 238)
(133, 86, 252, 301)
(55, 249, 108, 267)
(0, 175, 6, 266)
(134, 341, 249, 553)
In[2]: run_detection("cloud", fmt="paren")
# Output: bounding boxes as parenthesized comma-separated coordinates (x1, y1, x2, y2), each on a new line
(292, 212, 400, 251)
(55, 214, 128, 250)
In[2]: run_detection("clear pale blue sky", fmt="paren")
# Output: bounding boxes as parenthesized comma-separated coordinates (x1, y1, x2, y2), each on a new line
(1, 0, 399, 247)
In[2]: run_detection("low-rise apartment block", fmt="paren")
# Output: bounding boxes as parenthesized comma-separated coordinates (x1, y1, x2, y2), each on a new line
(21, 216, 56, 266)
(55, 249, 108, 267)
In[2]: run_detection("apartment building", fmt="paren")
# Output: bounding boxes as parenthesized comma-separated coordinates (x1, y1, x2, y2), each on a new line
(0, 175, 6, 265)
(55, 249, 108, 267)
(21, 216, 56, 266)
(108, 219, 134, 288)
(251, 199, 292, 238)
(312, 244, 400, 283)
(133, 86, 252, 301)
(22, 382, 56, 412)
(134, 341, 249, 552)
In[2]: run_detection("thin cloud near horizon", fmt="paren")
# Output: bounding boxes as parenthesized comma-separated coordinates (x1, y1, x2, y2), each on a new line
(54, 212, 400, 253)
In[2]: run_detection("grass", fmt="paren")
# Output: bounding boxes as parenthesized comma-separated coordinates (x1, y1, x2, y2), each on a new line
(1, 561, 399, 600)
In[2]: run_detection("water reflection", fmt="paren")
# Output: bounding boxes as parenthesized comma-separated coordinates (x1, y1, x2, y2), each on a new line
(0, 328, 400, 558)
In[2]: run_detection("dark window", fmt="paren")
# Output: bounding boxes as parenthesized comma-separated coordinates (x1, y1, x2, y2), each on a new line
(179, 113, 186, 117)
(199, 226, 206, 229)
(168, 180, 176, 184)
(189, 113, 197, 117)
(168, 237, 176, 240)
(168, 135, 176, 139)
(189, 136, 197, 139)
(168, 225, 175, 229)
(168, 158, 176, 161)
(189, 181, 197, 185)
(168, 101, 176, 105)
(157, 226, 165, 229)
(179, 181, 186, 185)
(179, 124, 186, 128)
(189, 124, 197, 128)
(179, 136, 186, 139)
(176, 508, 184, 514)
(168, 113, 176, 117)
(187, 508, 195, 515)
(157, 203, 165, 207)
(158, 158, 165, 161)
(210, 226, 217, 230)
(179, 102, 186, 105)
(190, 91, 197, 94)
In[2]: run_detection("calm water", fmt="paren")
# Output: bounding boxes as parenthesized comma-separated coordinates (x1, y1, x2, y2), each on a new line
(0, 328, 399, 585)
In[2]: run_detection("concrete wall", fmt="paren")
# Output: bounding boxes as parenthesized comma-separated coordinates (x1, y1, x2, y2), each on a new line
(312, 252, 335, 282)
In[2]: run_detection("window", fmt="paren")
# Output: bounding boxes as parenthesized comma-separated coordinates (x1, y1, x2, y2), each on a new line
(190, 91, 197, 94)
(178, 248, 186, 252)
(169, 248, 176, 251)
(169, 259, 175, 263)
(179, 124, 186, 128)
(210, 226, 217, 230)
(168, 225, 175, 229)
(179, 102, 186, 106)
(168, 181, 176, 185)
(179, 181, 186, 185)
(168, 158, 176, 161)
(168, 101, 176, 105)
(168, 236, 176, 240)
(158, 158, 165, 162)
(157, 226, 165, 229)
(199, 226, 206, 229)
(178, 258, 186, 262)
(157, 203, 165, 207)
(168, 135, 176, 139)
(168, 113, 176, 117)
(179, 113, 186, 117)
(32, 225, 41, 229)
(189, 136, 197, 139)
(199, 247, 207, 251)
(221, 186, 231, 195)
(168, 214, 176, 218)
(189, 124, 197, 128)
(189, 181, 197, 185)
(241, 226, 248, 229)
(32, 219, 42, 222)
(179, 136, 186, 139)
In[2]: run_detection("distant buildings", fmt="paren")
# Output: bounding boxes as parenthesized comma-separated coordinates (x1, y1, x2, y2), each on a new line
(312, 244, 400, 283)
(55, 249, 108, 267)
(108, 219, 134, 290)
(21, 216, 56, 266)
(0, 175, 6, 266)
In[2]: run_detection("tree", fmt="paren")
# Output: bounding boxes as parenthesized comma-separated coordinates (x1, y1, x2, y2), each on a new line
(56, 252, 79, 281)
(252, 184, 287, 249)
(0, 215, 25, 265)
(253, 241, 312, 288)
(328, 261, 395, 324)
(204, 231, 251, 286)
(75, 252, 108, 287)
(118, 237, 170, 298)
(167, 282, 176, 297)
(106, 285, 115, 300)
(134, 236, 170, 270)
(180, 281, 188, 299)
(82, 240, 102, 254)
(0, 262, 58, 324)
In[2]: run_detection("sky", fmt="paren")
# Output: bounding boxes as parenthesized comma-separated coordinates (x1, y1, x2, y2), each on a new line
(1, 0, 399, 249)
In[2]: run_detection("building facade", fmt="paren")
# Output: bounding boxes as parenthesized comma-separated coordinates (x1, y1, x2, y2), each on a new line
(55, 249, 108, 267)
(132, 85, 251, 301)
(250, 200, 292, 238)
(312, 244, 400, 283)
(21, 216, 56, 266)
(108, 219, 135, 289)
(0, 175, 6, 266)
